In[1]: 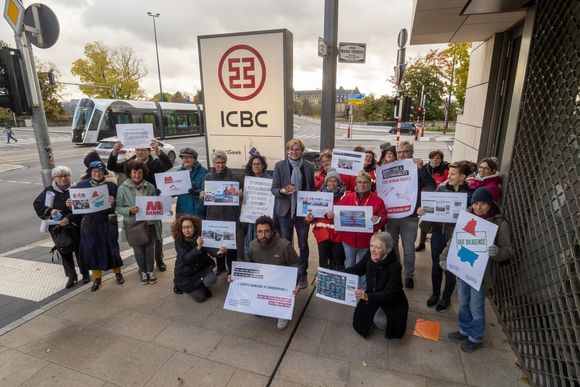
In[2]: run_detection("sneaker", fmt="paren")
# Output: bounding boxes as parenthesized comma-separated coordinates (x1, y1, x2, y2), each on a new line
(460, 339, 482, 353)
(157, 262, 167, 272)
(148, 272, 158, 284)
(91, 278, 101, 292)
(141, 272, 149, 283)
(404, 278, 414, 289)
(415, 242, 426, 252)
(448, 331, 468, 343)
(115, 273, 124, 285)
(299, 275, 308, 289)
(426, 294, 439, 307)
(436, 298, 450, 312)
(173, 286, 183, 294)
(277, 318, 289, 330)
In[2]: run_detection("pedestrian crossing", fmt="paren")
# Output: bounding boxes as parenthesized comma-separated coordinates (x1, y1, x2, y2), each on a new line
(0, 135, 71, 148)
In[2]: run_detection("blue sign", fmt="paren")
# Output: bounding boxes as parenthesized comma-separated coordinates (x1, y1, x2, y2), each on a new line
(347, 94, 365, 100)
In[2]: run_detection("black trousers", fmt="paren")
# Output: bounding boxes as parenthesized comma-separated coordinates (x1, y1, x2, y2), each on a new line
(317, 240, 345, 271)
(61, 251, 89, 279)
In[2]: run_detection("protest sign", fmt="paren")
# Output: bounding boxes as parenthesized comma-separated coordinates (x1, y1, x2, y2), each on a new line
(201, 220, 237, 249)
(296, 191, 334, 218)
(155, 170, 191, 196)
(420, 192, 468, 223)
(135, 196, 172, 221)
(204, 181, 240, 206)
(331, 149, 365, 176)
(70, 185, 111, 214)
(116, 123, 154, 149)
(240, 177, 274, 223)
(333, 205, 373, 233)
(224, 261, 298, 320)
(447, 210, 499, 291)
(316, 267, 358, 307)
(376, 159, 418, 218)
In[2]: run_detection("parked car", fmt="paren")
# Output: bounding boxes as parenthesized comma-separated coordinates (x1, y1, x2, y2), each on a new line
(94, 137, 177, 165)
(388, 122, 417, 135)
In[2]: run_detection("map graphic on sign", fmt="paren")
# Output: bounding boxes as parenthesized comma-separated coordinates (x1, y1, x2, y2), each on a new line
(455, 218, 489, 267)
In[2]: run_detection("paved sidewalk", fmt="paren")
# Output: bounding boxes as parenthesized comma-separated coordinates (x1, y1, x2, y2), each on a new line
(0, 237, 527, 386)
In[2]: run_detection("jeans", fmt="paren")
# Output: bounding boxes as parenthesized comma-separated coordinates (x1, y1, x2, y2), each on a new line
(386, 217, 418, 278)
(343, 243, 368, 290)
(133, 225, 156, 273)
(277, 214, 310, 276)
(190, 269, 218, 303)
(154, 223, 164, 266)
(430, 230, 456, 300)
(458, 278, 487, 343)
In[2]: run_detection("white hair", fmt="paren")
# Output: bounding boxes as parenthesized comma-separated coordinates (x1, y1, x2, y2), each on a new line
(211, 150, 227, 164)
(371, 232, 394, 256)
(51, 165, 72, 177)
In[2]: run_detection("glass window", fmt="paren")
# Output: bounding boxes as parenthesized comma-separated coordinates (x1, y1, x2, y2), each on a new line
(88, 109, 102, 131)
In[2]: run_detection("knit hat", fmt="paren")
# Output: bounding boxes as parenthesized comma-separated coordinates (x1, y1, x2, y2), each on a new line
(83, 150, 102, 167)
(86, 160, 109, 175)
(179, 147, 198, 159)
(324, 168, 341, 184)
(471, 187, 496, 209)
(384, 145, 396, 155)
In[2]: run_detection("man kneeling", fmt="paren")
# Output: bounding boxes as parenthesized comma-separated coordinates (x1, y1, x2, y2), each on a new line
(230, 215, 300, 330)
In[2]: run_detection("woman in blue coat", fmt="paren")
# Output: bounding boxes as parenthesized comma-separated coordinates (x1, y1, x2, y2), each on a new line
(75, 161, 124, 291)
(175, 147, 207, 219)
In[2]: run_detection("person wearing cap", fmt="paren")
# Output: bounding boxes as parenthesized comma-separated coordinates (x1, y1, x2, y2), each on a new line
(441, 187, 512, 353)
(175, 147, 207, 219)
(377, 145, 397, 166)
(74, 161, 124, 292)
(305, 168, 346, 270)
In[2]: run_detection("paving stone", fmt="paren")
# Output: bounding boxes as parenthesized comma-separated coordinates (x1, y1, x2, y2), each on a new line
(208, 334, 281, 376)
(151, 291, 220, 326)
(460, 345, 527, 387)
(20, 363, 105, 387)
(426, 377, 470, 387)
(0, 349, 48, 385)
(225, 369, 269, 386)
(348, 364, 427, 386)
(288, 317, 327, 355)
(152, 321, 224, 358)
(0, 315, 76, 348)
(270, 377, 306, 386)
(277, 349, 349, 386)
(44, 297, 123, 329)
(145, 351, 235, 387)
(202, 308, 268, 339)
(83, 336, 174, 386)
(302, 296, 352, 325)
(101, 310, 171, 342)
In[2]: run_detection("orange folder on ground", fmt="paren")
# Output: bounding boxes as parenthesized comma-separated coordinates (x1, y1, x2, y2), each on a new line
(413, 318, 441, 342)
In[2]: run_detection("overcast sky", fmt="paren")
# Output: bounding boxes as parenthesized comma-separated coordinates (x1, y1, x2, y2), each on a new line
(0, 0, 443, 101)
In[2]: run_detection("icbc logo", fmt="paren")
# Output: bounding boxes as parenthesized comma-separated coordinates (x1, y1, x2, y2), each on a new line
(218, 45, 266, 101)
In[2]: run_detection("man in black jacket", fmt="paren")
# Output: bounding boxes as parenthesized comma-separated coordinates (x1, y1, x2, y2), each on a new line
(108, 139, 173, 271)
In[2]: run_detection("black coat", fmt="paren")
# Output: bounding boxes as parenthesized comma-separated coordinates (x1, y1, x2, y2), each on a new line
(345, 249, 409, 339)
(173, 239, 217, 293)
(107, 153, 173, 189)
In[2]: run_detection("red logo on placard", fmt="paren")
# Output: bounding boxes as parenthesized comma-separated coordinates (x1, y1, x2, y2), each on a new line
(164, 176, 173, 184)
(218, 45, 266, 101)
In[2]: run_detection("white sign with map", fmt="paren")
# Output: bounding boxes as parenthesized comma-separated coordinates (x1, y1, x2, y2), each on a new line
(316, 267, 358, 307)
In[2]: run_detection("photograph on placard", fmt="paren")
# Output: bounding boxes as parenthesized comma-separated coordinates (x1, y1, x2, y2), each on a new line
(331, 149, 365, 176)
(296, 191, 334, 218)
(333, 205, 373, 233)
(204, 181, 240, 206)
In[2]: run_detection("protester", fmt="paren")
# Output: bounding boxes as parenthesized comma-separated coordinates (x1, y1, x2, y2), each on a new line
(386, 141, 435, 289)
(442, 187, 512, 352)
(116, 161, 160, 284)
(305, 169, 346, 270)
(172, 215, 222, 302)
(201, 150, 243, 274)
(242, 215, 300, 329)
(364, 149, 377, 190)
(467, 158, 501, 203)
(377, 145, 397, 166)
(4, 124, 17, 143)
(75, 161, 123, 291)
(345, 231, 408, 339)
(417, 161, 473, 312)
(33, 166, 89, 288)
(108, 138, 173, 272)
(242, 155, 272, 255)
(175, 147, 207, 219)
(271, 138, 315, 289)
(314, 149, 333, 191)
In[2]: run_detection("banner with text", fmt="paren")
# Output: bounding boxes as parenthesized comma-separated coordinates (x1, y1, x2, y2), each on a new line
(116, 123, 154, 149)
(70, 185, 111, 214)
(376, 159, 418, 218)
(240, 176, 274, 223)
(135, 196, 172, 221)
(201, 220, 237, 249)
(155, 170, 192, 196)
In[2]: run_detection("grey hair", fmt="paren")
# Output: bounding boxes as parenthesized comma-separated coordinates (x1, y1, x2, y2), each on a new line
(371, 231, 394, 256)
(356, 170, 372, 182)
(51, 165, 72, 177)
(211, 150, 227, 164)
(397, 140, 414, 151)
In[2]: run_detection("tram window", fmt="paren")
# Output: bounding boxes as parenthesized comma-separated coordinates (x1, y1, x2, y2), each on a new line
(88, 109, 103, 131)
(187, 113, 199, 127)
(143, 113, 156, 125)
(176, 114, 188, 128)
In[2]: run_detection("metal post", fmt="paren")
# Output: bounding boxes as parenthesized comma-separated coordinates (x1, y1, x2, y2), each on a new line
(396, 94, 403, 143)
(320, 0, 338, 151)
(444, 55, 456, 135)
(148, 12, 163, 102)
(421, 94, 427, 137)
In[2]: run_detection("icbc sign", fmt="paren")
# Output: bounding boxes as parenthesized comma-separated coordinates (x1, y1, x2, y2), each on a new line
(218, 45, 266, 101)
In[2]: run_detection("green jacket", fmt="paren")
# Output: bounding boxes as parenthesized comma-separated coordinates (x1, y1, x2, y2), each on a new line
(116, 180, 162, 240)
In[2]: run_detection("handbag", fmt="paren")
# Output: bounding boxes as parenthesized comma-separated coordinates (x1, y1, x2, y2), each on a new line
(124, 221, 150, 246)
(52, 226, 76, 255)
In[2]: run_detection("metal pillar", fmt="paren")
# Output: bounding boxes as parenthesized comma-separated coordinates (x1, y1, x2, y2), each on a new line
(320, 0, 338, 151)
(147, 12, 163, 102)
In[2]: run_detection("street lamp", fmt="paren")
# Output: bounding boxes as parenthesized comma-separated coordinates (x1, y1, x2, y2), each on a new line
(147, 11, 163, 102)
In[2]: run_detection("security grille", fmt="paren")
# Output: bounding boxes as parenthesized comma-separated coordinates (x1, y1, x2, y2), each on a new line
(492, 0, 580, 386)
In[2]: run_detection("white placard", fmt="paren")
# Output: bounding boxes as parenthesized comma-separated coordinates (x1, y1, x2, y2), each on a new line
(201, 220, 237, 249)
(155, 170, 192, 196)
(376, 159, 418, 219)
(447, 210, 499, 291)
(316, 267, 358, 307)
(331, 149, 365, 176)
(44, 191, 55, 208)
(333, 205, 373, 233)
(135, 196, 172, 221)
(240, 176, 274, 223)
(116, 123, 154, 149)
(224, 261, 297, 320)
(204, 181, 240, 206)
(420, 192, 468, 223)
(40, 219, 60, 233)
(296, 191, 334, 218)
(70, 185, 111, 214)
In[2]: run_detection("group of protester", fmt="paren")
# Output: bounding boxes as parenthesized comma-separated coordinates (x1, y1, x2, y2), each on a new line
(33, 136, 510, 351)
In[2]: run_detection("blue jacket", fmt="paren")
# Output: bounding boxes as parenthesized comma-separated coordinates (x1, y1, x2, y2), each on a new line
(175, 162, 207, 218)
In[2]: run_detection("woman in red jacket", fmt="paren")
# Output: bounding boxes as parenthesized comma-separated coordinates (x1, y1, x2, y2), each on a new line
(305, 169, 346, 271)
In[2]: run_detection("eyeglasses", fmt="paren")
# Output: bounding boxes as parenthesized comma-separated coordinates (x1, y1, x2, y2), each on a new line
(356, 180, 371, 185)
(55, 175, 70, 178)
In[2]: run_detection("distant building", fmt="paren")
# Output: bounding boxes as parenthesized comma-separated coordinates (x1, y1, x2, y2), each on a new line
(293, 86, 361, 115)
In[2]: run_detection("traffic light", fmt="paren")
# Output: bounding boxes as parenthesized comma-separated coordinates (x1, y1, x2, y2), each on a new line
(0, 47, 31, 115)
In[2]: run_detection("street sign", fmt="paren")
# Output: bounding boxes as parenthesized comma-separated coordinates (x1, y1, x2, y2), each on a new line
(397, 28, 408, 48)
(338, 42, 366, 63)
(3, 0, 24, 33)
(318, 36, 328, 57)
(24, 3, 59, 49)
(347, 93, 365, 105)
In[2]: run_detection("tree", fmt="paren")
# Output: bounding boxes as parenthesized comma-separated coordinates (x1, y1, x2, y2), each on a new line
(353, 94, 394, 122)
(192, 89, 203, 104)
(442, 43, 471, 110)
(71, 41, 147, 99)
(151, 92, 172, 102)
(36, 60, 65, 120)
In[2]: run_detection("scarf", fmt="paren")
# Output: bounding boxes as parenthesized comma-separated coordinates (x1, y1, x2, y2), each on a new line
(288, 158, 303, 218)
(320, 181, 345, 200)
(126, 179, 147, 196)
(52, 181, 71, 193)
(90, 177, 105, 187)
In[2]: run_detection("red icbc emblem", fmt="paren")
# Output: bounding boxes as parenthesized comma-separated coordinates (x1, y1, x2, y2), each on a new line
(218, 45, 266, 101)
